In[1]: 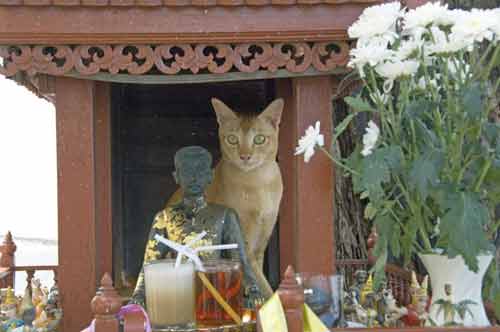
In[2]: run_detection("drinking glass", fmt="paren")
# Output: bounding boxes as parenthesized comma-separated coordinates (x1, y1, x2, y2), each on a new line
(296, 272, 344, 328)
(144, 259, 196, 331)
(195, 259, 243, 326)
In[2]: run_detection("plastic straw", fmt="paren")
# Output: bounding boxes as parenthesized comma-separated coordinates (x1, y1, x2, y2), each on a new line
(175, 231, 207, 268)
(154, 234, 204, 271)
(195, 244, 238, 252)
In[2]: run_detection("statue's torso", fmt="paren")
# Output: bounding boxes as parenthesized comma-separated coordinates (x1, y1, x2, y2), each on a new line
(145, 203, 229, 262)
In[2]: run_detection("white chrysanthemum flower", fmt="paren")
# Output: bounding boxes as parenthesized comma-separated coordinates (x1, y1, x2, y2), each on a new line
(376, 60, 419, 93)
(450, 8, 498, 44)
(361, 121, 380, 157)
(396, 38, 424, 60)
(348, 38, 394, 77)
(375, 60, 420, 80)
(404, 2, 453, 31)
(426, 26, 470, 54)
(295, 121, 324, 163)
(348, 2, 403, 45)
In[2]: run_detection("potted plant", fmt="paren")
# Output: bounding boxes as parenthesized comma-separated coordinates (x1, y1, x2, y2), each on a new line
(295, 2, 500, 326)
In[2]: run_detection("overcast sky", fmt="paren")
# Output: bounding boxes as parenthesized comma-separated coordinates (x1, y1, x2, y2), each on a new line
(0, 75, 58, 240)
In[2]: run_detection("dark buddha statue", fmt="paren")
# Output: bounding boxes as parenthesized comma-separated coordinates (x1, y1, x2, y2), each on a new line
(131, 146, 262, 307)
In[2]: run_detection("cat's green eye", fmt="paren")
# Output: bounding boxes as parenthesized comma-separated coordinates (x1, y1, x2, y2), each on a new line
(226, 135, 239, 145)
(253, 135, 266, 145)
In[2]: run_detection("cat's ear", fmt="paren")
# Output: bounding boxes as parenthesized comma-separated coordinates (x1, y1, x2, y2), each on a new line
(259, 98, 284, 129)
(211, 98, 238, 125)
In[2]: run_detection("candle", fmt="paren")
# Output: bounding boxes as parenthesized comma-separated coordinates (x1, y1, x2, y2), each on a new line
(144, 259, 195, 330)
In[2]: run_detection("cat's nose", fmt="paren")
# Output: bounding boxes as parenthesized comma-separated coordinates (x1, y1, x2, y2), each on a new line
(240, 154, 251, 161)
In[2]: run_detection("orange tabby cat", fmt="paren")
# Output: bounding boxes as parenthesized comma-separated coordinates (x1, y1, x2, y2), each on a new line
(168, 98, 284, 298)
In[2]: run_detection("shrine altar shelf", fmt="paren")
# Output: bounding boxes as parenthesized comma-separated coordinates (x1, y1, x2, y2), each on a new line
(0, 1, 431, 331)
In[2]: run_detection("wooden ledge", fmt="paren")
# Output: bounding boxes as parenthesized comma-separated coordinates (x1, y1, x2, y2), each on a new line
(0, 0, 382, 6)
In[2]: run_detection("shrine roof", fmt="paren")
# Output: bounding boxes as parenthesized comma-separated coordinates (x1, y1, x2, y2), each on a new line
(0, 0, 378, 6)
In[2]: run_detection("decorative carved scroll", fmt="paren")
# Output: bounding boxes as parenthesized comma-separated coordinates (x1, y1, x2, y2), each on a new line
(0, 42, 350, 77)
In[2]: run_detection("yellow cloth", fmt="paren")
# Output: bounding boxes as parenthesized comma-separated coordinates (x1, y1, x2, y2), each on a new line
(259, 293, 288, 332)
(259, 293, 329, 332)
(303, 304, 329, 332)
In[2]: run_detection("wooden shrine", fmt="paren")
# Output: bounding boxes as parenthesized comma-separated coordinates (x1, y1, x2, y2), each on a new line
(0, 0, 457, 331)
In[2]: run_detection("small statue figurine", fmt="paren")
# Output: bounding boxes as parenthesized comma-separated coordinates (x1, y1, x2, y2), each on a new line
(343, 278, 378, 328)
(402, 272, 429, 327)
(19, 287, 35, 328)
(131, 146, 263, 308)
(381, 288, 407, 327)
(433, 283, 476, 326)
(31, 280, 43, 308)
(360, 274, 374, 306)
(32, 311, 48, 331)
(0, 288, 17, 320)
(349, 270, 368, 303)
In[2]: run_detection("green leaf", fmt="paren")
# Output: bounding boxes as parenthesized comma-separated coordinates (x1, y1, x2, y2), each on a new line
(380, 145, 404, 173)
(462, 82, 484, 120)
(438, 192, 491, 272)
(408, 151, 443, 199)
(344, 96, 376, 113)
(483, 123, 500, 146)
(333, 113, 356, 143)
(401, 221, 418, 265)
(390, 224, 401, 258)
(359, 150, 390, 200)
(406, 98, 434, 120)
(414, 118, 439, 148)
(372, 215, 391, 289)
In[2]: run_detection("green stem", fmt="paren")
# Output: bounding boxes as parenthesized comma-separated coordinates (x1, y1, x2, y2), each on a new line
(479, 44, 500, 81)
(419, 226, 433, 252)
(318, 146, 360, 176)
(488, 219, 500, 238)
(473, 159, 492, 192)
(475, 42, 494, 72)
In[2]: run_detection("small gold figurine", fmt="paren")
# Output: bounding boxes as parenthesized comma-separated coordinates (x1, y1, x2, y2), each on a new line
(360, 274, 374, 306)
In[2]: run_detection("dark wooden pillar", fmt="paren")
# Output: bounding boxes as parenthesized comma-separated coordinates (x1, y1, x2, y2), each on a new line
(56, 78, 112, 332)
(277, 76, 335, 275)
(95, 82, 113, 282)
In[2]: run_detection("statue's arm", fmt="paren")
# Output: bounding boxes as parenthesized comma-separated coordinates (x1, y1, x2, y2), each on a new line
(222, 208, 263, 304)
(130, 211, 169, 307)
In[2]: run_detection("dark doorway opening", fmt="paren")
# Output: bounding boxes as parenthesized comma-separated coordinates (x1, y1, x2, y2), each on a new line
(111, 80, 280, 295)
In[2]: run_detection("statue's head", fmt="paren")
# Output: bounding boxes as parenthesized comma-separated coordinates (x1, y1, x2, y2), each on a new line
(354, 270, 368, 284)
(173, 146, 213, 197)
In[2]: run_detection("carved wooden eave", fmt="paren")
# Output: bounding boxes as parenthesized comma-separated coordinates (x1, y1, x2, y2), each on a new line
(0, 0, 400, 94)
(0, 42, 351, 78)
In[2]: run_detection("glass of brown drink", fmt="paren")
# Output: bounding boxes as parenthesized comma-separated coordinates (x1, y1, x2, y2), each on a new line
(195, 259, 243, 326)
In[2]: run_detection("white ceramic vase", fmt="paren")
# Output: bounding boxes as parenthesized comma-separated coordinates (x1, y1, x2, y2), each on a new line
(418, 253, 493, 327)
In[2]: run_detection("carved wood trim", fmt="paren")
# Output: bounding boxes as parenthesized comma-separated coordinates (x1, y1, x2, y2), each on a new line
(0, 42, 350, 77)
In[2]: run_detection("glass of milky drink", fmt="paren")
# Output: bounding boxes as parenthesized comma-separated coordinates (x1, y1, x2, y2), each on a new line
(195, 259, 243, 326)
(144, 259, 196, 331)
